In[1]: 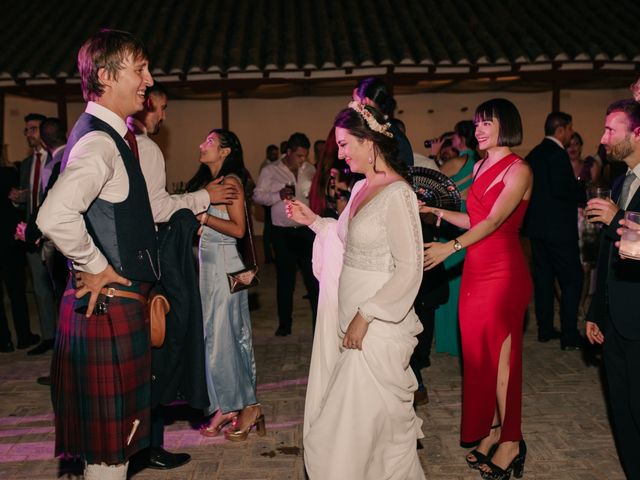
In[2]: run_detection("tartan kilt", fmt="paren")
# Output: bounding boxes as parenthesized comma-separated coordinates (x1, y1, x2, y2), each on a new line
(51, 283, 151, 465)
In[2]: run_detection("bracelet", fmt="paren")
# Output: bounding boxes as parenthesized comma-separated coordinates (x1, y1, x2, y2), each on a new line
(200, 213, 209, 226)
(434, 209, 443, 227)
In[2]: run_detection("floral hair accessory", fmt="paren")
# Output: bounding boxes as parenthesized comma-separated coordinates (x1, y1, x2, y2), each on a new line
(348, 101, 394, 138)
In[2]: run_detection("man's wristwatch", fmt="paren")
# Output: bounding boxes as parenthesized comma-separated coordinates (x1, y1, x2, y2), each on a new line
(453, 239, 463, 252)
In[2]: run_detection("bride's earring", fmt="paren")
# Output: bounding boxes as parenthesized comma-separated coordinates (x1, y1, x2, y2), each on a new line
(368, 156, 373, 165)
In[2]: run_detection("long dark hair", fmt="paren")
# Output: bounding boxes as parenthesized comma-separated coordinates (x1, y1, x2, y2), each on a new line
(334, 105, 406, 179)
(454, 120, 478, 150)
(355, 77, 397, 117)
(186, 129, 247, 192)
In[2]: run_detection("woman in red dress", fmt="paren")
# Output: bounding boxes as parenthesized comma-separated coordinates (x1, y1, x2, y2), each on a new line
(423, 98, 533, 480)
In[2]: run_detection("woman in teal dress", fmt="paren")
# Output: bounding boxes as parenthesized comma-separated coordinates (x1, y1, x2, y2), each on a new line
(186, 129, 265, 442)
(434, 120, 478, 356)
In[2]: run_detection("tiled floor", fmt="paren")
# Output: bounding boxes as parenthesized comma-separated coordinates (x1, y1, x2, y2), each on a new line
(0, 262, 624, 479)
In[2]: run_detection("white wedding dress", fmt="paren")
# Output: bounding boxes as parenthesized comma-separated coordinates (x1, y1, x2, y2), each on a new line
(304, 180, 426, 480)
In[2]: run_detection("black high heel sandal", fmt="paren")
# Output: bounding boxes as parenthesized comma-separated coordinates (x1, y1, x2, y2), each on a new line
(480, 439, 527, 480)
(466, 424, 501, 470)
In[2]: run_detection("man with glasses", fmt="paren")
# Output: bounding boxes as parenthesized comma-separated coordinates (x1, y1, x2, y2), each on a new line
(9, 113, 57, 355)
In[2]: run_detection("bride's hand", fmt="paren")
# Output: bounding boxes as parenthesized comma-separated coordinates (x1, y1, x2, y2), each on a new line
(342, 312, 369, 350)
(285, 199, 318, 226)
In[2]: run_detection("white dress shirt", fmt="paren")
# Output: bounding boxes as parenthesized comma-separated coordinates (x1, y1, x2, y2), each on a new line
(253, 158, 315, 227)
(128, 118, 209, 223)
(37, 102, 138, 274)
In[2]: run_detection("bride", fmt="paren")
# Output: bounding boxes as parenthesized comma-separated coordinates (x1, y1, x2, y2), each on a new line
(287, 101, 425, 479)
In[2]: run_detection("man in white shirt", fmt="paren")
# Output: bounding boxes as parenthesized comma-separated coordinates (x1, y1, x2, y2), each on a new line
(37, 29, 159, 480)
(126, 81, 237, 471)
(253, 133, 318, 336)
(127, 82, 238, 222)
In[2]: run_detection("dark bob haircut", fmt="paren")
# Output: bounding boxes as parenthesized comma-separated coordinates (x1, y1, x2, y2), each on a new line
(474, 98, 523, 147)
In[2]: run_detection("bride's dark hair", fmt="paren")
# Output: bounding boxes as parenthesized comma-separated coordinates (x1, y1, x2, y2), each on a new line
(333, 105, 406, 179)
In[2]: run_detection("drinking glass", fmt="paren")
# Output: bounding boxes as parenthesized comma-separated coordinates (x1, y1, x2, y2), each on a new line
(285, 181, 296, 200)
(586, 187, 612, 224)
(619, 211, 640, 260)
(586, 187, 611, 200)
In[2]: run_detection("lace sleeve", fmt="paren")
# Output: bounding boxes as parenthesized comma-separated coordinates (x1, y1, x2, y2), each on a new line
(358, 185, 423, 323)
(309, 216, 337, 236)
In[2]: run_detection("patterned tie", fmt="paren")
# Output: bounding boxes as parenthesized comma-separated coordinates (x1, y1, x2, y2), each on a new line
(31, 152, 42, 213)
(617, 171, 636, 208)
(124, 129, 140, 161)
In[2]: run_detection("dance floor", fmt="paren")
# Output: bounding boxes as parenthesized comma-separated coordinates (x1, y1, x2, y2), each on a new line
(0, 262, 624, 479)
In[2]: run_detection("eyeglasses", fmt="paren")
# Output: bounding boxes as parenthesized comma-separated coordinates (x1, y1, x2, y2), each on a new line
(23, 126, 38, 135)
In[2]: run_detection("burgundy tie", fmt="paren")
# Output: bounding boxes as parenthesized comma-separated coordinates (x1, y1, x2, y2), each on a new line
(32, 152, 42, 212)
(124, 129, 140, 161)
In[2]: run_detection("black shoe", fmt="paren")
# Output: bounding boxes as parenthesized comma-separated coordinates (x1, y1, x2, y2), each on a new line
(466, 424, 500, 470)
(0, 340, 15, 353)
(480, 440, 526, 479)
(413, 385, 429, 406)
(36, 376, 51, 386)
(27, 339, 54, 356)
(274, 326, 291, 337)
(537, 329, 561, 342)
(560, 342, 583, 351)
(17, 334, 40, 350)
(147, 447, 191, 470)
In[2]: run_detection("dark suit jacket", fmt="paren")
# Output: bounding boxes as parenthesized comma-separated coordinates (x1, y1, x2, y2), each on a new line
(18, 150, 54, 218)
(25, 162, 61, 249)
(151, 209, 209, 409)
(0, 166, 21, 251)
(587, 176, 640, 340)
(523, 138, 582, 242)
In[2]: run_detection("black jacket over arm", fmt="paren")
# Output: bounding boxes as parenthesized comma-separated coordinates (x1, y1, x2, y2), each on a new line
(523, 138, 582, 241)
(587, 178, 640, 340)
(151, 209, 209, 410)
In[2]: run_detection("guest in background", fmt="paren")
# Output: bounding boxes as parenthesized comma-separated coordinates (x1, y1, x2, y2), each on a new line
(430, 123, 478, 358)
(524, 112, 584, 350)
(253, 132, 318, 336)
(259, 144, 279, 263)
(187, 129, 264, 442)
(567, 132, 601, 318)
(129, 81, 233, 470)
(312, 139, 325, 167)
(353, 76, 414, 166)
(11, 113, 57, 355)
(568, 132, 601, 189)
(0, 152, 34, 352)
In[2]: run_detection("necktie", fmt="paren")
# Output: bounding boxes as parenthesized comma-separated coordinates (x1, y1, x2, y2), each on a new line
(124, 129, 140, 161)
(31, 152, 42, 212)
(617, 171, 636, 208)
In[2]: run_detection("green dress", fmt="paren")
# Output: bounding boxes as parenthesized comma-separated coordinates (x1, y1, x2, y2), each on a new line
(434, 154, 475, 356)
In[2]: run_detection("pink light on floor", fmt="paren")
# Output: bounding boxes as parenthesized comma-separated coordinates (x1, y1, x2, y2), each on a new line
(256, 377, 308, 392)
(0, 420, 304, 463)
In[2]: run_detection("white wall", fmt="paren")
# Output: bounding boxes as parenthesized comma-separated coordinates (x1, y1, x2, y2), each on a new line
(3, 86, 632, 202)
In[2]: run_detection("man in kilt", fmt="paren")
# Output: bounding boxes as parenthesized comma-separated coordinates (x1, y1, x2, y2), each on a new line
(37, 29, 158, 479)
